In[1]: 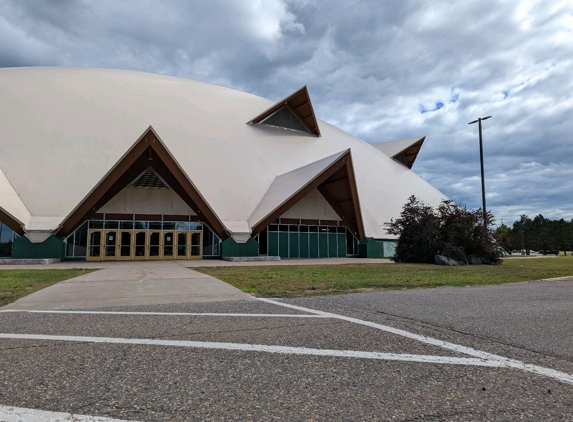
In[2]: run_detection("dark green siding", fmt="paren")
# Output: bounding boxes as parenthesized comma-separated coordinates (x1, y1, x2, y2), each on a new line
(337, 233, 346, 257)
(289, 233, 299, 258)
(309, 233, 319, 258)
(268, 232, 279, 256)
(12, 235, 64, 259)
(299, 233, 309, 258)
(278, 232, 289, 257)
(318, 233, 328, 258)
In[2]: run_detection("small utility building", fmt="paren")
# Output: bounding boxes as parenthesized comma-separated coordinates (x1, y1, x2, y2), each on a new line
(0, 67, 445, 261)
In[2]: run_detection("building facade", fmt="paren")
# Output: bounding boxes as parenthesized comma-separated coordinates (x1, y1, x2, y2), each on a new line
(0, 67, 446, 261)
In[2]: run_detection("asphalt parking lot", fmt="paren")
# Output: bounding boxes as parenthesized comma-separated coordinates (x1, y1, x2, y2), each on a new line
(1, 279, 573, 421)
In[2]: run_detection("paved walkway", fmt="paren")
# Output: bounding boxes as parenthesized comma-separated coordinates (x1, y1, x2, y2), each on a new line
(2, 261, 254, 311)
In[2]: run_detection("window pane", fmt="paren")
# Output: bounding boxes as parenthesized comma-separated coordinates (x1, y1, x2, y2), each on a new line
(104, 221, 119, 230)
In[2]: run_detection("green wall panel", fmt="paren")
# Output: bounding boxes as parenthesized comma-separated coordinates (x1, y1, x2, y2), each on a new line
(309, 233, 318, 258)
(319, 233, 328, 258)
(337, 233, 346, 257)
(268, 232, 278, 256)
(278, 232, 289, 258)
(359, 237, 383, 258)
(328, 233, 337, 257)
(289, 233, 299, 258)
(12, 235, 64, 259)
(299, 233, 309, 258)
(221, 237, 258, 258)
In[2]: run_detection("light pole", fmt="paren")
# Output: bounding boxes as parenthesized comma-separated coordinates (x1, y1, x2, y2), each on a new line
(468, 116, 491, 233)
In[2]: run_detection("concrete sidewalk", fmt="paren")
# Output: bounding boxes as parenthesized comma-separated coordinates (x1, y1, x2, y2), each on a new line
(2, 261, 254, 311)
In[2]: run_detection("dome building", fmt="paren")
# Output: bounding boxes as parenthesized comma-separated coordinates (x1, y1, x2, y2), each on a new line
(0, 67, 445, 261)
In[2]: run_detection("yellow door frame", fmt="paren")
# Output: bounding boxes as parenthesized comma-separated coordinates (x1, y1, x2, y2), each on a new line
(133, 231, 147, 260)
(189, 230, 202, 260)
(175, 231, 188, 259)
(148, 230, 161, 260)
(118, 230, 133, 260)
(87, 229, 104, 261)
(162, 231, 176, 260)
(103, 230, 119, 261)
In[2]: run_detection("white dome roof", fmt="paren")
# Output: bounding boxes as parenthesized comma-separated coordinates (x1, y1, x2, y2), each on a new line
(0, 66, 446, 240)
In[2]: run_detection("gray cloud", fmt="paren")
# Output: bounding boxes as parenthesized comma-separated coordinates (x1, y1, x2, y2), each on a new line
(1, 0, 572, 225)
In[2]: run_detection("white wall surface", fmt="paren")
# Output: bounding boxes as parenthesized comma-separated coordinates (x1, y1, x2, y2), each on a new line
(279, 189, 340, 221)
(98, 187, 196, 215)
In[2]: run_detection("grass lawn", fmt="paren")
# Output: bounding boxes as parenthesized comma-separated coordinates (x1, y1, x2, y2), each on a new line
(0, 269, 94, 307)
(196, 255, 573, 298)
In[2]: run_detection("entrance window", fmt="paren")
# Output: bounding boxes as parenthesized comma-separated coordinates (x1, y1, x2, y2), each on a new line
(0, 222, 19, 257)
(64, 222, 88, 258)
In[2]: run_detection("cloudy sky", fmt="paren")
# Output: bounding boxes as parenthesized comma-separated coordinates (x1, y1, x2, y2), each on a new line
(1, 0, 572, 226)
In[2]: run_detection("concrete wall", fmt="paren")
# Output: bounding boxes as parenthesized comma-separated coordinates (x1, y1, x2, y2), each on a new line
(279, 189, 340, 221)
(98, 187, 196, 215)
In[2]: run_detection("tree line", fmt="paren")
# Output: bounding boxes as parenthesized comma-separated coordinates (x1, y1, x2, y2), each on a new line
(495, 215, 573, 254)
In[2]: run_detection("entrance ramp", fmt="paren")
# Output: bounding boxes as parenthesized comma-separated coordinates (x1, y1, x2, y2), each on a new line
(2, 261, 254, 311)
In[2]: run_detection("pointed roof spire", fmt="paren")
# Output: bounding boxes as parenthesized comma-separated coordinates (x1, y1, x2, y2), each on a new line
(248, 86, 321, 137)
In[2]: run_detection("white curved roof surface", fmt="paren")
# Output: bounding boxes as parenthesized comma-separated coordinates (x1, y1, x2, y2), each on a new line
(0, 67, 447, 239)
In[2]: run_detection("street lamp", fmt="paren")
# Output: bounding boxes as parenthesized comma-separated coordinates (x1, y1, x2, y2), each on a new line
(468, 116, 492, 233)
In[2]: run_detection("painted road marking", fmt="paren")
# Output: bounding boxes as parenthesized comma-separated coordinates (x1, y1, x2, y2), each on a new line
(0, 404, 140, 421)
(0, 332, 510, 367)
(3, 310, 329, 318)
(2, 300, 572, 386)
(258, 298, 573, 385)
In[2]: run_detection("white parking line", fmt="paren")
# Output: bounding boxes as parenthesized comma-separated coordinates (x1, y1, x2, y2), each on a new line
(0, 332, 508, 367)
(9, 310, 329, 318)
(0, 404, 140, 421)
(2, 299, 572, 386)
(258, 298, 573, 385)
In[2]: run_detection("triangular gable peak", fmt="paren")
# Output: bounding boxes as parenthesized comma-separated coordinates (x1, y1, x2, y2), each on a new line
(129, 167, 170, 189)
(248, 86, 321, 137)
(372, 136, 425, 169)
(57, 127, 226, 239)
(249, 149, 364, 239)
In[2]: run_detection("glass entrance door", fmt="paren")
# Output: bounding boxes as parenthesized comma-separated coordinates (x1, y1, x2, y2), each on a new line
(175, 231, 188, 259)
(118, 231, 132, 260)
(162, 231, 175, 260)
(133, 231, 147, 260)
(148, 231, 161, 260)
(87, 230, 103, 261)
(86, 226, 205, 261)
(103, 231, 118, 261)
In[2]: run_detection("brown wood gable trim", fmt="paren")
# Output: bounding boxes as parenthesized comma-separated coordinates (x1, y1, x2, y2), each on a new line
(343, 152, 365, 239)
(251, 151, 365, 240)
(57, 127, 227, 239)
(247, 86, 321, 137)
(0, 208, 25, 236)
(396, 137, 425, 169)
(317, 186, 357, 236)
(251, 156, 347, 236)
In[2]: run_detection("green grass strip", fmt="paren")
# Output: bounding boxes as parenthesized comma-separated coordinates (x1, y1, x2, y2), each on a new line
(0, 269, 95, 307)
(196, 256, 573, 298)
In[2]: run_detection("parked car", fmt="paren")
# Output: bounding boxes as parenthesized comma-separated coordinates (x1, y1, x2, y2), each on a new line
(543, 250, 559, 255)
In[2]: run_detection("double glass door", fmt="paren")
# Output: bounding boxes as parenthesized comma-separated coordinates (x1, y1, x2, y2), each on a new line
(88, 229, 202, 261)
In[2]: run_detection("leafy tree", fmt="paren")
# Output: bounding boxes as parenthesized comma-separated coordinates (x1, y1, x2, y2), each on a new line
(385, 196, 502, 264)
(506, 215, 572, 254)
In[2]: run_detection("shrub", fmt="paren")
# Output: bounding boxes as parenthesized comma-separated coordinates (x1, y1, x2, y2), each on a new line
(385, 196, 502, 264)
